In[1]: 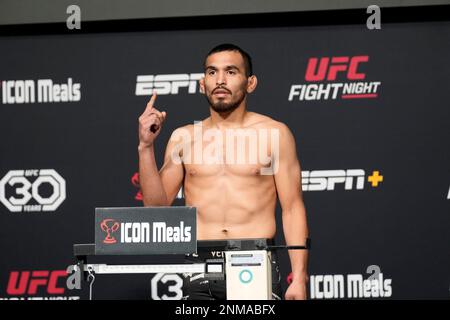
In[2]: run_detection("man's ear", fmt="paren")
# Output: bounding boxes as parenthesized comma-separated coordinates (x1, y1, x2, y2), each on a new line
(199, 77, 205, 94)
(246, 75, 258, 93)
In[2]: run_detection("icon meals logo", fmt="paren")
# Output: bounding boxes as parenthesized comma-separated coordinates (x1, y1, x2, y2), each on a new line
(288, 55, 381, 101)
(100, 220, 192, 244)
(1, 78, 81, 104)
(286, 265, 393, 299)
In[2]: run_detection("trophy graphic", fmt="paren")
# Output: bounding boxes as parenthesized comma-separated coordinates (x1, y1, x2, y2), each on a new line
(100, 219, 120, 244)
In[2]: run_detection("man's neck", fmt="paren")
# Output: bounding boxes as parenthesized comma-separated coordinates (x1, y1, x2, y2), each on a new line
(209, 103, 248, 129)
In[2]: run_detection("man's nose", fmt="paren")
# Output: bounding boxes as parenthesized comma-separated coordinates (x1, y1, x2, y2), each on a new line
(216, 71, 226, 85)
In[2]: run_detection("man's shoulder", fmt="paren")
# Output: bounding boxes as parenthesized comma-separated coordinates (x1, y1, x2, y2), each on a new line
(168, 122, 205, 141)
(172, 117, 210, 132)
(170, 123, 195, 136)
(247, 112, 290, 131)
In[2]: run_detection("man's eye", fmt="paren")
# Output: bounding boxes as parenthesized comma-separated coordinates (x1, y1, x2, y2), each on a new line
(208, 70, 216, 75)
(227, 71, 235, 75)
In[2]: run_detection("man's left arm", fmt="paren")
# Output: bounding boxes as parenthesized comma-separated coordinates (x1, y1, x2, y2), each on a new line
(273, 122, 309, 300)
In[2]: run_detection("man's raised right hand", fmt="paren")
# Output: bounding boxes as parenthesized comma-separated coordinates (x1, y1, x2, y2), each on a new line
(138, 91, 167, 149)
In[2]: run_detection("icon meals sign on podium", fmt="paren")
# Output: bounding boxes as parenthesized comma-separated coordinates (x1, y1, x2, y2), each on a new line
(95, 206, 197, 255)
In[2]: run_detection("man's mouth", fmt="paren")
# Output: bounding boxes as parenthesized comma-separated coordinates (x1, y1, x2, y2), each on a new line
(214, 92, 229, 96)
(213, 89, 230, 97)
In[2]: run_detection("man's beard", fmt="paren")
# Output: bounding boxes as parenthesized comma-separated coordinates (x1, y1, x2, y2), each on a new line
(205, 90, 246, 113)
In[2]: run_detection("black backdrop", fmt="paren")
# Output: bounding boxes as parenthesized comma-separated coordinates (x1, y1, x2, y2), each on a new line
(0, 20, 449, 299)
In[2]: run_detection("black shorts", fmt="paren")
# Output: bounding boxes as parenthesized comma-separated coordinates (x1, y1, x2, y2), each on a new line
(182, 245, 282, 300)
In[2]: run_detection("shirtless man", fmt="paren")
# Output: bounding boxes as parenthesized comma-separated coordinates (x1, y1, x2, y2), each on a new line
(138, 44, 309, 300)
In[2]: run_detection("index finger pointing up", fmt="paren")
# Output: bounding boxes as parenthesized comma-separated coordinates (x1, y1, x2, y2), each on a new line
(145, 90, 157, 111)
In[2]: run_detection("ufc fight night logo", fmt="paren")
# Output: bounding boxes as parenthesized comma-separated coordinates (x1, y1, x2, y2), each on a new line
(0, 169, 66, 212)
(289, 55, 381, 101)
(1, 270, 80, 300)
(135, 73, 204, 96)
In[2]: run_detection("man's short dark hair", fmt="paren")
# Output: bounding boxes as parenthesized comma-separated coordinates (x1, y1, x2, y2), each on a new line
(205, 43, 253, 77)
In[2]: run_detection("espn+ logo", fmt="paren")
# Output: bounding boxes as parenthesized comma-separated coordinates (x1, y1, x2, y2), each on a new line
(302, 169, 383, 191)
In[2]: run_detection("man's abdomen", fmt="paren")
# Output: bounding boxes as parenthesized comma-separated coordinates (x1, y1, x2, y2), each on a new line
(184, 169, 277, 240)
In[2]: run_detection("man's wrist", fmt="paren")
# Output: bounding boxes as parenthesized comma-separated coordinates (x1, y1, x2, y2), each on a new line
(291, 271, 309, 284)
(138, 143, 154, 152)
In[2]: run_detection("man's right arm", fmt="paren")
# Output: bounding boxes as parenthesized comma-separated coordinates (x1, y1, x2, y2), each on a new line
(138, 145, 168, 206)
(138, 131, 185, 206)
(137, 91, 185, 207)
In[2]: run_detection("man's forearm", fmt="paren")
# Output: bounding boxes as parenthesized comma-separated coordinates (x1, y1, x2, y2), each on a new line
(138, 144, 168, 206)
(282, 204, 309, 283)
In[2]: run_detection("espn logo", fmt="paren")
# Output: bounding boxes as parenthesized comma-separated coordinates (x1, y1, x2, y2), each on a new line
(135, 73, 204, 96)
